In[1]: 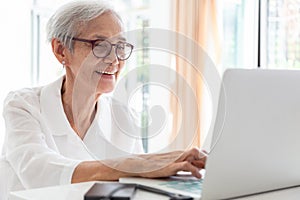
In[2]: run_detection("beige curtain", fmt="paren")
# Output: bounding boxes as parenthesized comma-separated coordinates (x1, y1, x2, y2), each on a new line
(170, 0, 221, 149)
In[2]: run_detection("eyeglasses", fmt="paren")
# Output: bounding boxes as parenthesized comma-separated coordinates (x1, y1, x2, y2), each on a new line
(71, 37, 134, 61)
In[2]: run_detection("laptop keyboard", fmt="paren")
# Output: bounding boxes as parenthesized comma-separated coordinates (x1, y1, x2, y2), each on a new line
(158, 179, 203, 195)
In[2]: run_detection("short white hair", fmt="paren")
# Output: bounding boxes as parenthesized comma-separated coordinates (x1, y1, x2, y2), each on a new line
(46, 0, 121, 51)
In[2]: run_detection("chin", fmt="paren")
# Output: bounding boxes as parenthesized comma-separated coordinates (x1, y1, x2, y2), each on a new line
(96, 85, 115, 94)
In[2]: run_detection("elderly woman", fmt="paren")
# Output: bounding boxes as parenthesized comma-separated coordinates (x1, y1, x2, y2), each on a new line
(0, 0, 206, 198)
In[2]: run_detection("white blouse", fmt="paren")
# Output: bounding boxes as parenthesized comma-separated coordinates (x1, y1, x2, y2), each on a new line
(0, 76, 143, 197)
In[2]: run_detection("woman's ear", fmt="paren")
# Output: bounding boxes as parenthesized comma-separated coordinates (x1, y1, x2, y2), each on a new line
(51, 38, 70, 66)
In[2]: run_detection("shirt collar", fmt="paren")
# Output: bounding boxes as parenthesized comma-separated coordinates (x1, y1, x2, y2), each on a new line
(40, 76, 72, 136)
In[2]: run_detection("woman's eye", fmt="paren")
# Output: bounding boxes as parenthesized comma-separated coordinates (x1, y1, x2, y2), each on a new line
(95, 41, 107, 47)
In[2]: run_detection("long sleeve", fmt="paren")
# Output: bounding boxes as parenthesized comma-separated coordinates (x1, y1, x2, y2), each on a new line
(3, 89, 81, 189)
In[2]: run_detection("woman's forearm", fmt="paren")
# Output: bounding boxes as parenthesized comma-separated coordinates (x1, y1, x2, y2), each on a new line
(71, 161, 135, 183)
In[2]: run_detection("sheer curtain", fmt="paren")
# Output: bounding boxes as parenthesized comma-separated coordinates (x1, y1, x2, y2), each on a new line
(169, 0, 222, 150)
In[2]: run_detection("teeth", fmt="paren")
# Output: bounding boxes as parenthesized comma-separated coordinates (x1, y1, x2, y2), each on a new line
(97, 71, 116, 75)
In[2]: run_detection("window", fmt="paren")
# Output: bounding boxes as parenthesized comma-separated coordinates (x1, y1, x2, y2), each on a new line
(222, 0, 259, 69)
(262, 0, 300, 68)
(112, 0, 174, 153)
(222, 0, 300, 69)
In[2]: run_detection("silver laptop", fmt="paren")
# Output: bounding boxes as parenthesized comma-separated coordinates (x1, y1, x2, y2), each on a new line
(121, 69, 300, 199)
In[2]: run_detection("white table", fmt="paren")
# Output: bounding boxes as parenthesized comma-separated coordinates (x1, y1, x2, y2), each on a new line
(9, 181, 167, 200)
(9, 181, 300, 200)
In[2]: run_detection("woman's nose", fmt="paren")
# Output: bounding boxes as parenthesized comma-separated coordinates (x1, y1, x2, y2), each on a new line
(103, 47, 119, 65)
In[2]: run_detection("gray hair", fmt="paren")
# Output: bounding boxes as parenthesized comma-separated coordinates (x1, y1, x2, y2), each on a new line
(46, 0, 122, 51)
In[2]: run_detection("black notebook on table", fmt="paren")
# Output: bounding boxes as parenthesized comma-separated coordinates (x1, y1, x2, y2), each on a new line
(84, 183, 137, 200)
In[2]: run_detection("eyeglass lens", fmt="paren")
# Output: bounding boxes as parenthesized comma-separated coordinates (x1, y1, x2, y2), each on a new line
(93, 40, 132, 60)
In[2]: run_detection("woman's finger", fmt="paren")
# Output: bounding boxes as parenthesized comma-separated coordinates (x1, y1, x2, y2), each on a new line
(191, 160, 206, 169)
(178, 148, 207, 163)
(177, 148, 198, 161)
(173, 161, 202, 179)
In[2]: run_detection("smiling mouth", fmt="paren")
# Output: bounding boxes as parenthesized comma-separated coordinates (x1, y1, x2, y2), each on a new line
(95, 70, 117, 75)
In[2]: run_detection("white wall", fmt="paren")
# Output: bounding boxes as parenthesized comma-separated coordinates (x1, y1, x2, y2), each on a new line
(0, 1, 32, 149)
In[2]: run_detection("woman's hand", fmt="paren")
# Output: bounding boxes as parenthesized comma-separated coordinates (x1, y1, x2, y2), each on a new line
(138, 148, 207, 179)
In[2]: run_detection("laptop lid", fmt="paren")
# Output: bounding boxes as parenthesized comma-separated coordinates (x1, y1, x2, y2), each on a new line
(202, 69, 300, 199)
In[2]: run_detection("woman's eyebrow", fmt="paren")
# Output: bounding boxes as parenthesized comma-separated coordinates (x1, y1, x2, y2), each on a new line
(93, 35, 107, 40)
(93, 35, 127, 42)
(118, 36, 126, 41)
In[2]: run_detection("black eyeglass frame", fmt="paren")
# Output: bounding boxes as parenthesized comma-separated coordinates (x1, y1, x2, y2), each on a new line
(71, 37, 134, 61)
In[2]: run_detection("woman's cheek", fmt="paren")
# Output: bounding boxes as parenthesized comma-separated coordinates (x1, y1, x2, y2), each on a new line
(116, 61, 125, 79)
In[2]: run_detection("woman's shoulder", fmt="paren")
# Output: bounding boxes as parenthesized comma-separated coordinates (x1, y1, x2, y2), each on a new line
(3, 77, 63, 109)
(3, 87, 43, 109)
